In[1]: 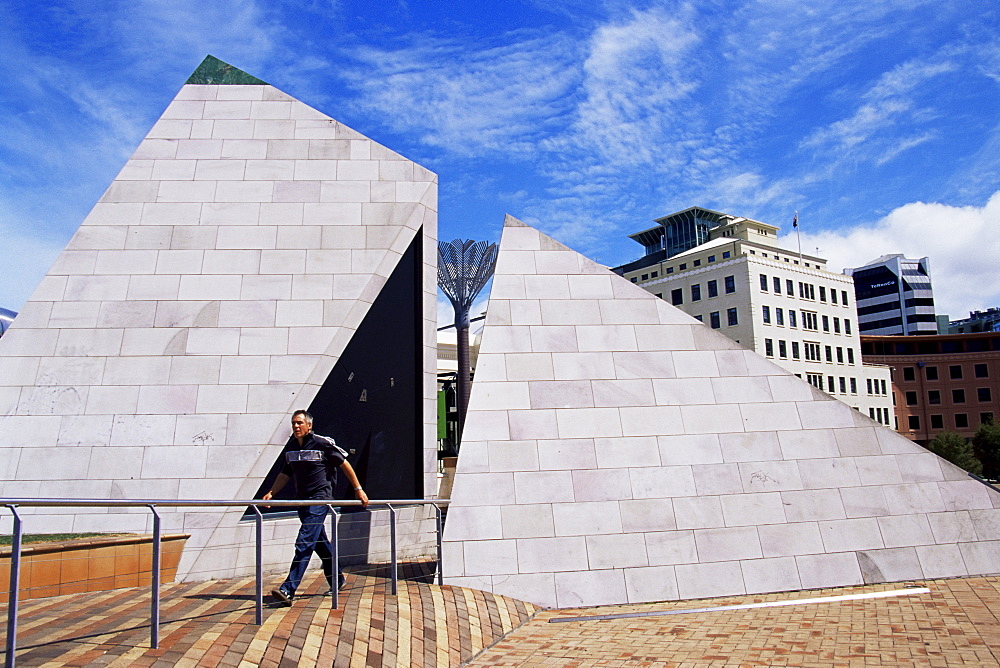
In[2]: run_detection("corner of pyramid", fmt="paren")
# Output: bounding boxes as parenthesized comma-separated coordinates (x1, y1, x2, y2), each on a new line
(503, 214, 528, 228)
(186, 55, 267, 85)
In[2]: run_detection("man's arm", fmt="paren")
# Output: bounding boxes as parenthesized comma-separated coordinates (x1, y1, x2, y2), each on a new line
(262, 473, 291, 502)
(339, 461, 369, 507)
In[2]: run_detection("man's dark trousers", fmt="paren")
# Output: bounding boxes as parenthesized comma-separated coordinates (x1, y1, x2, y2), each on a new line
(281, 504, 339, 594)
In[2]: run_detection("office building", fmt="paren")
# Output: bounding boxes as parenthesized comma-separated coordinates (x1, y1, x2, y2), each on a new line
(613, 208, 893, 424)
(949, 307, 1000, 334)
(845, 255, 937, 335)
(861, 332, 1000, 443)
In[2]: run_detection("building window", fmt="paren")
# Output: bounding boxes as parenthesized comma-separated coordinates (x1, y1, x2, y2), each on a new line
(776, 308, 785, 326)
(839, 377, 846, 393)
(956, 413, 969, 429)
(692, 284, 702, 301)
(724, 275, 735, 293)
(869, 407, 877, 420)
(847, 348, 855, 364)
(641, 273, 649, 280)
(694, 259, 701, 267)
(723, 251, 731, 259)
(930, 414, 944, 430)
(950, 365, 963, 379)
(842, 290, 849, 305)
(908, 415, 920, 430)
(850, 378, 857, 394)
(801, 311, 818, 330)
(779, 340, 787, 358)
(906, 391, 918, 406)
(760, 274, 768, 291)
(667, 267, 674, 274)
(707, 280, 718, 298)
(765, 338, 774, 356)
(671, 288, 683, 306)
(708, 255, 716, 263)
(655, 293, 662, 299)
(631, 277, 638, 283)
(710, 311, 721, 329)
(979, 387, 992, 402)
(981, 412, 994, 424)
(903, 367, 915, 381)
(679, 263, 687, 270)
(844, 319, 852, 335)
(773, 276, 781, 293)
(833, 317, 841, 334)
(788, 310, 797, 328)
(867, 378, 873, 394)
(694, 314, 703, 322)
(953, 388, 966, 403)
(804, 342, 821, 361)
(651, 271, 658, 278)
(807, 373, 823, 388)
(975, 363, 989, 378)
(825, 345, 833, 362)
(926, 366, 938, 381)
(822, 315, 830, 332)
(827, 376, 835, 392)
(792, 341, 800, 359)
(836, 347, 844, 363)
(831, 290, 838, 304)
(928, 390, 941, 405)
(762, 305, 771, 324)
(881, 380, 887, 394)
(786, 279, 794, 296)
(819, 286, 827, 302)
(727, 308, 738, 326)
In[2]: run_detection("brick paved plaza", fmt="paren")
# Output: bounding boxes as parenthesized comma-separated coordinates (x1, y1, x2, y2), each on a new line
(1, 567, 997, 666)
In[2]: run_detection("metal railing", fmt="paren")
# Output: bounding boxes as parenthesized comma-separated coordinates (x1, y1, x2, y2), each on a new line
(1, 497, 449, 668)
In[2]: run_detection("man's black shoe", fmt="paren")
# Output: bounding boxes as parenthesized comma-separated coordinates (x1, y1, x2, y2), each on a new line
(271, 587, 293, 605)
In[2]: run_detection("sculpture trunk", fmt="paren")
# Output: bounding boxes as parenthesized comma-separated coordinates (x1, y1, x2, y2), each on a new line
(456, 324, 471, 444)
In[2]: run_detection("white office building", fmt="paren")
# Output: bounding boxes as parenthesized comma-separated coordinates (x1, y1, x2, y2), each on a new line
(614, 207, 894, 425)
(845, 255, 937, 335)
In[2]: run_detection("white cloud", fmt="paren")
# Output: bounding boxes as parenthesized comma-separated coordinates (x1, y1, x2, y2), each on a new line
(781, 191, 1000, 319)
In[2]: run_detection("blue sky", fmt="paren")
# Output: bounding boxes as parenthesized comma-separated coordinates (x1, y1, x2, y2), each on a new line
(1, 0, 998, 320)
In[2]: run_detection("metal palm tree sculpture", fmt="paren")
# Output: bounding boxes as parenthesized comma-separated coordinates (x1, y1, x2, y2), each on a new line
(438, 239, 498, 444)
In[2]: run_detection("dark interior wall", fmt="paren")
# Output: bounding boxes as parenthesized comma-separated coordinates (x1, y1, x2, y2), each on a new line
(250, 232, 425, 509)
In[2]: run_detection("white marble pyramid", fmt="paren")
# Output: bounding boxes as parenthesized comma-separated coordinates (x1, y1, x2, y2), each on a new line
(0, 57, 439, 580)
(441, 215, 1000, 609)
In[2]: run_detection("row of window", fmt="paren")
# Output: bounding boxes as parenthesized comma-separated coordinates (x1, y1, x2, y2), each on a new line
(868, 407, 892, 426)
(668, 276, 738, 304)
(692, 308, 740, 329)
(907, 412, 995, 431)
(764, 339, 856, 365)
(761, 306, 852, 335)
(803, 372, 858, 396)
(866, 378, 888, 396)
(747, 249, 818, 268)
(900, 364, 990, 381)
(759, 274, 850, 306)
(632, 252, 736, 282)
(904, 388, 993, 405)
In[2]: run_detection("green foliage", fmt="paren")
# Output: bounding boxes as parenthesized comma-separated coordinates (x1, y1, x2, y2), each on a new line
(926, 431, 982, 475)
(972, 419, 1000, 480)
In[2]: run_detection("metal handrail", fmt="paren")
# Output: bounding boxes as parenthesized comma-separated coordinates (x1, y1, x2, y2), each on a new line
(1, 497, 449, 668)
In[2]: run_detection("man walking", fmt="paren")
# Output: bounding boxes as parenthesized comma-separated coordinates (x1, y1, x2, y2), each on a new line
(264, 409, 369, 605)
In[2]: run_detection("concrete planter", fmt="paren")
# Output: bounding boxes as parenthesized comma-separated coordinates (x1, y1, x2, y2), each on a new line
(0, 533, 189, 603)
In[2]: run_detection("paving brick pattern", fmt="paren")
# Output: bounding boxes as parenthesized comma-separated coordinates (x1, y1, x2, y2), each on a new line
(466, 576, 1000, 667)
(3, 572, 999, 666)
(0, 561, 537, 667)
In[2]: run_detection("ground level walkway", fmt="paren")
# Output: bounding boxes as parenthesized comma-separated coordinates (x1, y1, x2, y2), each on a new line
(1, 566, 998, 666)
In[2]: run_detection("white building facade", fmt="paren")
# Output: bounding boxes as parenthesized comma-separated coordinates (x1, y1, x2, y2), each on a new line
(615, 208, 894, 425)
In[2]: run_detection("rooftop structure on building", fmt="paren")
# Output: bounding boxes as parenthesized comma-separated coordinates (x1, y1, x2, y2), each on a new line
(949, 307, 1000, 334)
(861, 331, 1000, 443)
(845, 255, 937, 336)
(613, 208, 893, 425)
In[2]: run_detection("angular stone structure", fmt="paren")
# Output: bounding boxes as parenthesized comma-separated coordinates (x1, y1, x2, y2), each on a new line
(0, 57, 439, 580)
(442, 215, 1000, 609)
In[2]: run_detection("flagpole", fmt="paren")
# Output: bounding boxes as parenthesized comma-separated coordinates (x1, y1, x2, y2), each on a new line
(794, 211, 802, 261)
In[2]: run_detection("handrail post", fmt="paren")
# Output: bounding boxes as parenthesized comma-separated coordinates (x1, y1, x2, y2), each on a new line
(331, 505, 339, 609)
(252, 505, 263, 625)
(434, 504, 443, 586)
(388, 504, 397, 595)
(5, 505, 22, 668)
(147, 505, 161, 649)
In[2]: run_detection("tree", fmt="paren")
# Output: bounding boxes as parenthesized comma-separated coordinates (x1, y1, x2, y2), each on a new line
(926, 431, 982, 475)
(972, 419, 1000, 480)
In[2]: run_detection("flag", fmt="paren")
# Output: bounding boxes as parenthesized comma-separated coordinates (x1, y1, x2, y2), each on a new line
(792, 213, 798, 229)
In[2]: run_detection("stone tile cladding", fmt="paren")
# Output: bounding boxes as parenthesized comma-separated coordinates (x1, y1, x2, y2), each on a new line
(0, 79, 440, 582)
(441, 215, 1000, 609)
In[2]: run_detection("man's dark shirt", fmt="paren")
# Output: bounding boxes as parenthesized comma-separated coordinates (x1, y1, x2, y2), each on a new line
(279, 432, 348, 500)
